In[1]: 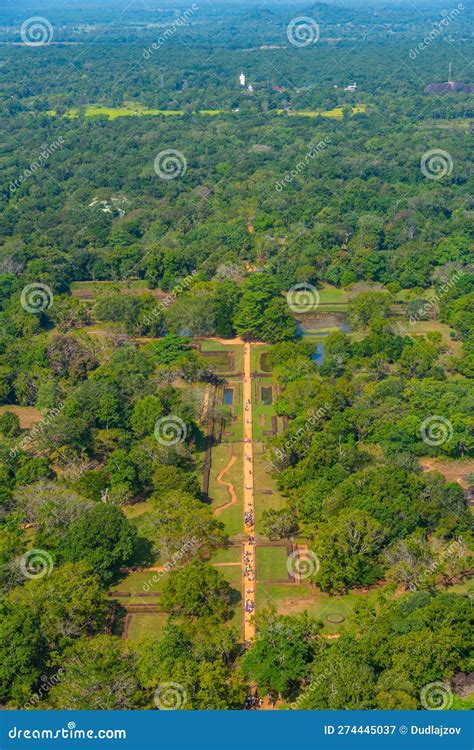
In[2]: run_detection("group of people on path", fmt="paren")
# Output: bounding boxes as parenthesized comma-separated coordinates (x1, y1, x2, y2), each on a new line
(243, 550, 254, 582)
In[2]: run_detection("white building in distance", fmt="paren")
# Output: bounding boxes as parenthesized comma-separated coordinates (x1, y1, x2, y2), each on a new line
(239, 72, 246, 87)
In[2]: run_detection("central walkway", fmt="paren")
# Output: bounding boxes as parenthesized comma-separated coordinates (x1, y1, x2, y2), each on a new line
(242, 342, 256, 642)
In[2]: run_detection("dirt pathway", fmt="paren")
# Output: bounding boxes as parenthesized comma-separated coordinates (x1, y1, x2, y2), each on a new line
(214, 451, 238, 515)
(243, 342, 256, 642)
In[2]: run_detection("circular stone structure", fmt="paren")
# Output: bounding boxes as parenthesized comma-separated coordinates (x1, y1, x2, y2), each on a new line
(326, 613, 345, 624)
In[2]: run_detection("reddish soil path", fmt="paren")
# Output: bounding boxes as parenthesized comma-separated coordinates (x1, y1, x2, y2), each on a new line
(243, 342, 256, 642)
(214, 451, 238, 515)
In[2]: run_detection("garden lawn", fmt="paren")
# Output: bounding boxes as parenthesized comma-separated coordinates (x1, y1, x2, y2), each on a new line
(253, 444, 286, 533)
(207, 442, 243, 537)
(126, 613, 168, 641)
(256, 546, 289, 582)
(256, 583, 380, 633)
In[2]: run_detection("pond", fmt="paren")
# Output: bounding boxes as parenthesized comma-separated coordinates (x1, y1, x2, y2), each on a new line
(223, 388, 234, 405)
(261, 386, 273, 405)
(311, 343, 325, 365)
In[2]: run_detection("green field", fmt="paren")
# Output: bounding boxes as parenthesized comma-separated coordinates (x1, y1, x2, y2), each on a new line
(250, 344, 270, 373)
(199, 339, 244, 374)
(256, 582, 380, 633)
(318, 286, 349, 304)
(126, 613, 167, 641)
(275, 105, 366, 119)
(256, 546, 289, 582)
(253, 444, 287, 532)
(110, 569, 166, 601)
(45, 104, 366, 120)
(210, 546, 242, 564)
(207, 442, 243, 537)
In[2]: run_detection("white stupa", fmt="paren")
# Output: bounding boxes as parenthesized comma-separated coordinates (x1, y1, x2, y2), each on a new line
(239, 72, 246, 87)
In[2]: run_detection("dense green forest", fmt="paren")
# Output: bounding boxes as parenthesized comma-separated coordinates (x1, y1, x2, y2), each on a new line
(0, 0, 472, 712)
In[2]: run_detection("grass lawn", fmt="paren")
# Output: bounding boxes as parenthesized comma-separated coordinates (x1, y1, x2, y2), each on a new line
(123, 500, 155, 520)
(71, 280, 151, 300)
(251, 344, 270, 373)
(256, 583, 379, 633)
(394, 319, 461, 350)
(256, 546, 289, 582)
(210, 546, 242, 564)
(201, 351, 232, 373)
(207, 442, 243, 537)
(252, 377, 282, 442)
(199, 339, 244, 374)
(253, 444, 286, 532)
(318, 286, 349, 304)
(216, 561, 242, 591)
(126, 613, 168, 641)
(49, 104, 366, 121)
(275, 105, 366, 119)
(219, 379, 243, 441)
(110, 570, 167, 600)
(66, 104, 184, 119)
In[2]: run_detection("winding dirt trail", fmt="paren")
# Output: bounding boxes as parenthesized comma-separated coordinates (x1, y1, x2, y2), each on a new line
(243, 342, 256, 642)
(214, 451, 238, 515)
